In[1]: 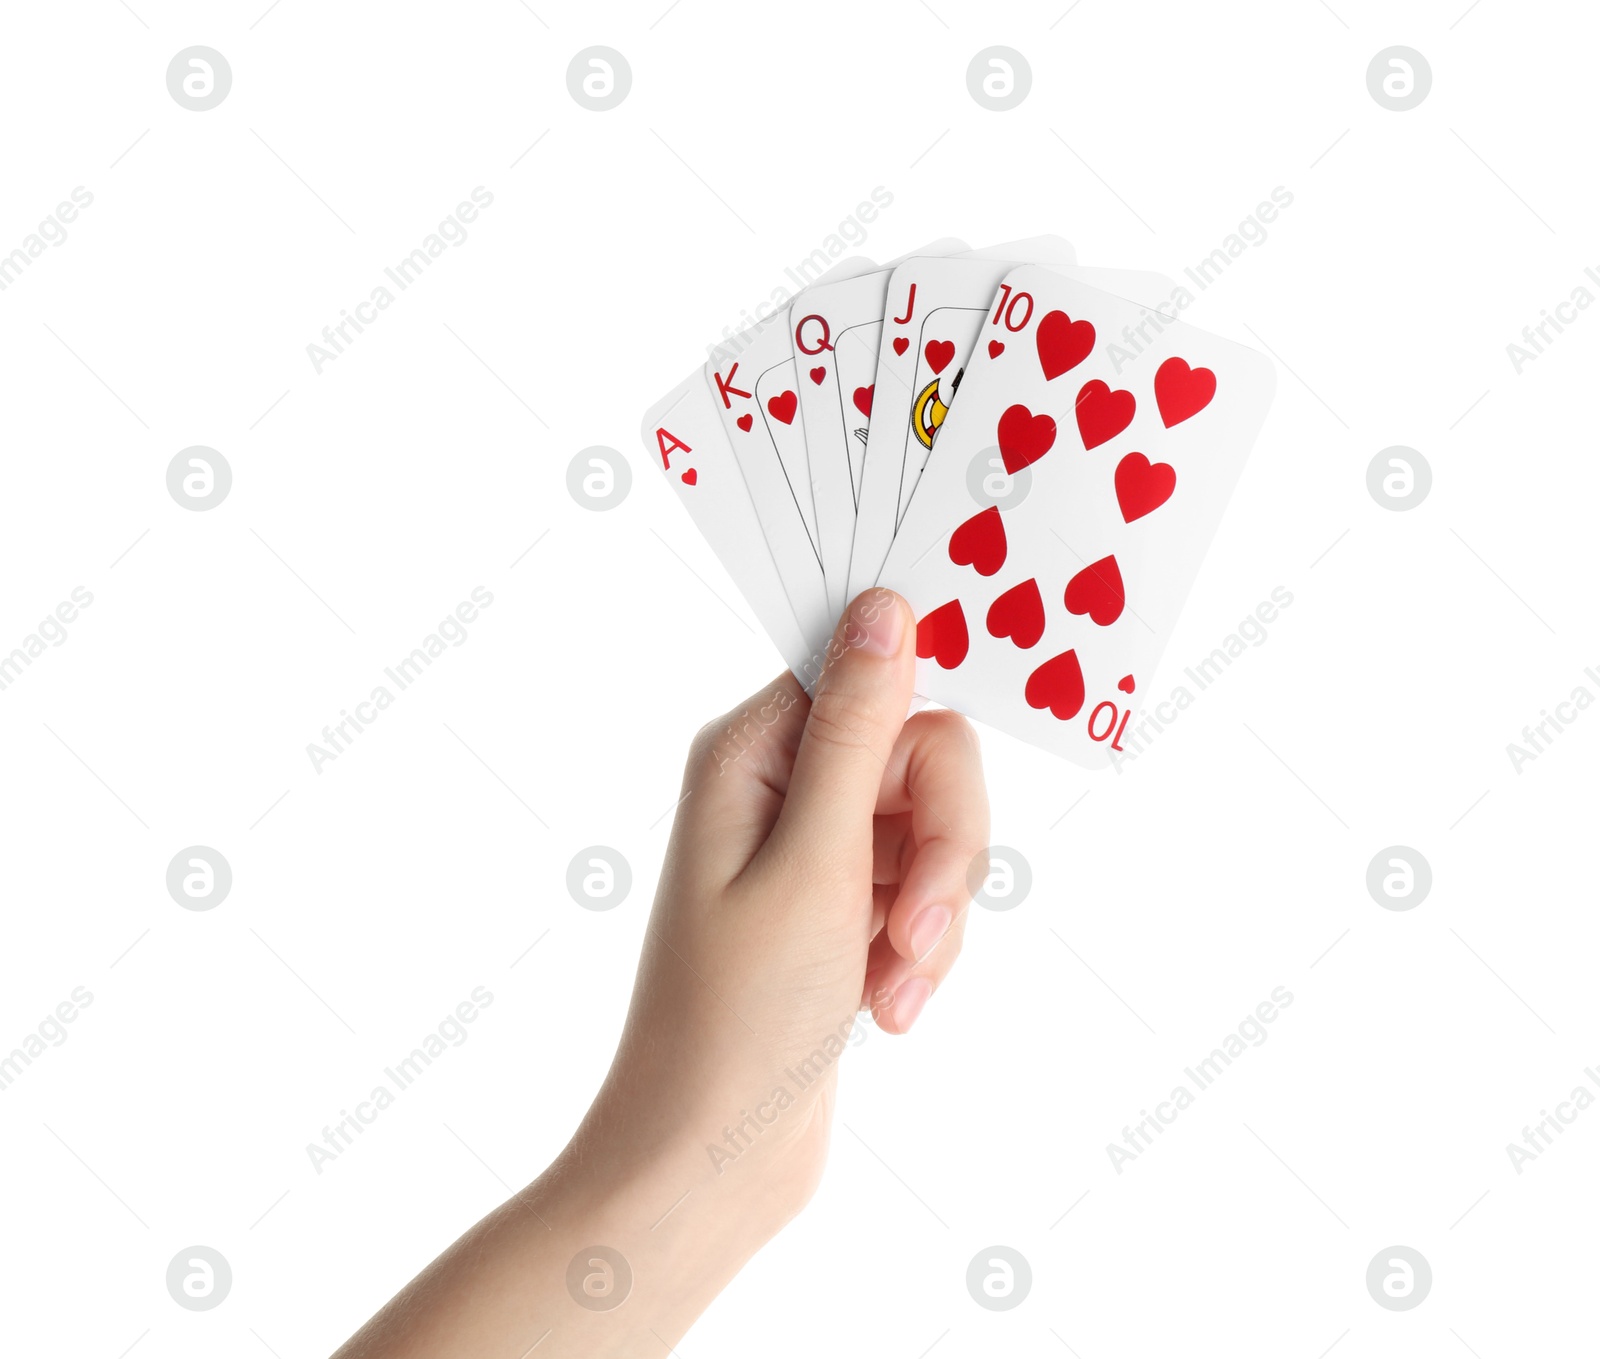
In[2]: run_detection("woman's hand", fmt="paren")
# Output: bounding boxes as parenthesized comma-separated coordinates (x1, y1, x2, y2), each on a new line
(589, 586, 989, 1211)
(333, 589, 989, 1359)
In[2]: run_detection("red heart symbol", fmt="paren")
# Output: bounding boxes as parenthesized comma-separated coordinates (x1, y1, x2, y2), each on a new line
(736, 413, 753, 432)
(997, 403, 1057, 475)
(925, 339, 955, 375)
(1118, 674, 1135, 694)
(916, 600, 969, 669)
(948, 505, 1006, 576)
(767, 390, 798, 424)
(1064, 555, 1126, 627)
(1074, 380, 1136, 450)
(680, 468, 697, 486)
(809, 366, 827, 386)
(988, 340, 1005, 359)
(1025, 649, 1085, 721)
(1154, 356, 1216, 427)
(1114, 452, 1176, 522)
(893, 337, 910, 356)
(986, 577, 1045, 648)
(853, 385, 874, 417)
(1036, 309, 1095, 381)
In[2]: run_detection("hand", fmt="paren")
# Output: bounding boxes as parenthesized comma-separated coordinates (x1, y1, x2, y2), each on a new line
(331, 589, 989, 1358)
(593, 585, 990, 1205)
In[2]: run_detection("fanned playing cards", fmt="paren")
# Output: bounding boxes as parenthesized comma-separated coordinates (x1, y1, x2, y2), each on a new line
(642, 238, 1276, 768)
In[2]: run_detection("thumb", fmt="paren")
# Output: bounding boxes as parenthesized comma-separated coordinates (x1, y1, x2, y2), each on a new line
(765, 588, 915, 873)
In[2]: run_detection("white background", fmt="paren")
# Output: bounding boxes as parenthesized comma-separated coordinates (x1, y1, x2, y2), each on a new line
(2, 1, 1596, 1355)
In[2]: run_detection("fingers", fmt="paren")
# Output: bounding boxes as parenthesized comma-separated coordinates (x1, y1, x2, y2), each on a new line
(861, 707, 989, 1033)
(862, 905, 970, 1034)
(877, 709, 989, 966)
(761, 589, 916, 886)
(872, 811, 914, 885)
(672, 670, 811, 874)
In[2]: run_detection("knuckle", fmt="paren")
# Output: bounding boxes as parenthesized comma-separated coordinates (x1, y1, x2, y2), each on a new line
(688, 677, 805, 781)
(694, 672, 806, 768)
(685, 715, 738, 782)
(919, 706, 981, 753)
(802, 687, 882, 755)
(685, 717, 720, 767)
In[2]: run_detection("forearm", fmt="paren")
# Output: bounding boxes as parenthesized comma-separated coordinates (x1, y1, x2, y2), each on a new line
(331, 1094, 800, 1359)
(331, 596, 980, 1355)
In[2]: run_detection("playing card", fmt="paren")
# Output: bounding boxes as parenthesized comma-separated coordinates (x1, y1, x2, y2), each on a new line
(753, 360, 820, 557)
(879, 265, 1275, 767)
(703, 259, 880, 653)
(789, 239, 968, 619)
(641, 374, 814, 678)
(896, 263, 1173, 528)
(845, 258, 1175, 603)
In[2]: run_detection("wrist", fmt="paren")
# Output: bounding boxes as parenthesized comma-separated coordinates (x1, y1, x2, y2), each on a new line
(564, 1073, 819, 1242)
(529, 1083, 815, 1345)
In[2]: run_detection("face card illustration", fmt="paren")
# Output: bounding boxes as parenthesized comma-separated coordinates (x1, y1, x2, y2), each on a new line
(704, 316, 833, 652)
(641, 374, 813, 679)
(879, 266, 1275, 767)
(789, 239, 969, 619)
(832, 317, 881, 500)
(702, 257, 885, 654)
(845, 258, 1174, 603)
(791, 274, 892, 621)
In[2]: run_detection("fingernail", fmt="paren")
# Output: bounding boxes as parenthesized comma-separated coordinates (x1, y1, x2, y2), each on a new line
(860, 968, 880, 1010)
(892, 977, 932, 1030)
(852, 591, 904, 657)
(909, 904, 951, 962)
